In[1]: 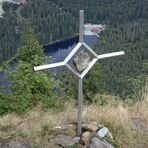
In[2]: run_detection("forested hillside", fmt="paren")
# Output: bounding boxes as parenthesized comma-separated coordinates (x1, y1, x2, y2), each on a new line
(95, 22, 147, 98)
(0, 0, 147, 63)
(0, 0, 147, 101)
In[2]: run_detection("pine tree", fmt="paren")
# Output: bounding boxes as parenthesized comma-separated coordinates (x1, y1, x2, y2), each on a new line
(1, 28, 55, 114)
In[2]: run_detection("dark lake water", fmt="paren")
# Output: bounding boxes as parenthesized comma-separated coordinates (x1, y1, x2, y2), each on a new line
(0, 35, 98, 90)
(44, 35, 98, 63)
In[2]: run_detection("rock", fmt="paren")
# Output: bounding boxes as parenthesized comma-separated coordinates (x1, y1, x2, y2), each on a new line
(49, 134, 80, 147)
(97, 127, 113, 139)
(74, 50, 91, 72)
(82, 131, 95, 147)
(82, 122, 99, 132)
(48, 124, 76, 136)
(0, 140, 32, 148)
(97, 127, 108, 138)
(90, 137, 114, 148)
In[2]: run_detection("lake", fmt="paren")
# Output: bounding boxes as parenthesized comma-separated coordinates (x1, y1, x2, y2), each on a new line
(0, 35, 98, 90)
(44, 35, 98, 63)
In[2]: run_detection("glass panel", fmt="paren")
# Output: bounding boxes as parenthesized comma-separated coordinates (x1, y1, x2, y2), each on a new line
(67, 45, 94, 74)
(74, 50, 91, 72)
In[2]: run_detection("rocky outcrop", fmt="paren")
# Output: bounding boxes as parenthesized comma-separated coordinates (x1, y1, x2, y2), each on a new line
(48, 122, 114, 148)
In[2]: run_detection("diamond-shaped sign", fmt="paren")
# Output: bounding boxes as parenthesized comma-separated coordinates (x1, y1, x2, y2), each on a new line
(67, 44, 96, 75)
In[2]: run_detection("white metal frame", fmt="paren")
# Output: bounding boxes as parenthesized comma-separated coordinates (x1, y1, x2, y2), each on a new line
(34, 10, 125, 135)
(34, 42, 124, 79)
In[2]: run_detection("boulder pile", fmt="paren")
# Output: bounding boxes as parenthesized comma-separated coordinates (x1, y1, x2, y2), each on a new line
(48, 122, 114, 148)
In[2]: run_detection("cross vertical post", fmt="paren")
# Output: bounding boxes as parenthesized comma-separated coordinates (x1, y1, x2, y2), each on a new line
(78, 78, 83, 134)
(77, 10, 84, 135)
(79, 10, 84, 43)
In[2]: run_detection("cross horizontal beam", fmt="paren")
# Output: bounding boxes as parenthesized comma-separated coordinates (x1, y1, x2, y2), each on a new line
(34, 42, 82, 72)
(34, 61, 65, 71)
(98, 51, 124, 59)
(34, 50, 124, 72)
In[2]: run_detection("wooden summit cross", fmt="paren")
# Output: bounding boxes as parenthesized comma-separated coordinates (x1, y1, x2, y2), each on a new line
(34, 10, 125, 135)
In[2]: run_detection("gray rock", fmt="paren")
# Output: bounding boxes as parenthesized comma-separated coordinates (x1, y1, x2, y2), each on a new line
(49, 134, 80, 147)
(0, 140, 31, 148)
(82, 122, 99, 132)
(97, 127, 108, 138)
(90, 137, 114, 148)
(74, 50, 91, 72)
(48, 124, 76, 136)
(82, 131, 95, 147)
(97, 127, 113, 139)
